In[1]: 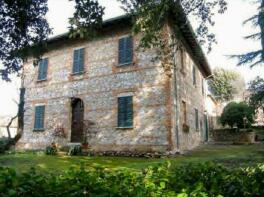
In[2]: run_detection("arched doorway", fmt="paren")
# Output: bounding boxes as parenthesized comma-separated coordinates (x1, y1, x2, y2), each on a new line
(71, 98, 84, 142)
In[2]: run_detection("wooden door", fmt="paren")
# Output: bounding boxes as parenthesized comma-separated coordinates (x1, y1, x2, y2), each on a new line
(71, 99, 84, 142)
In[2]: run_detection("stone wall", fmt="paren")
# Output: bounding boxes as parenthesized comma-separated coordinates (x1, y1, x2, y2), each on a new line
(212, 129, 255, 144)
(17, 27, 171, 152)
(16, 25, 207, 153)
(173, 49, 206, 151)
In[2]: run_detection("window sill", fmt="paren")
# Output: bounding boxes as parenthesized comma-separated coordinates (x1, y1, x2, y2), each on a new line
(117, 62, 134, 67)
(36, 79, 47, 83)
(116, 127, 134, 130)
(71, 71, 85, 76)
(33, 129, 45, 132)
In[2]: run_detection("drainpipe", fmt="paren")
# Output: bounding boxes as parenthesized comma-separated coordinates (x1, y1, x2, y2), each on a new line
(172, 38, 180, 152)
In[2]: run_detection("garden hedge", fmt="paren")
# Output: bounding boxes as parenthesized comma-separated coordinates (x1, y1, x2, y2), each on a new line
(0, 162, 264, 196)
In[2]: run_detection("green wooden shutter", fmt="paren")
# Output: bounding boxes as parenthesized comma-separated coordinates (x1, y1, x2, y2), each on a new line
(34, 105, 45, 130)
(38, 58, 48, 80)
(195, 109, 199, 131)
(118, 38, 126, 65)
(118, 36, 133, 65)
(193, 65, 196, 85)
(73, 48, 84, 73)
(202, 79, 204, 95)
(126, 96, 133, 127)
(125, 36, 133, 64)
(118, 96, 133, 127)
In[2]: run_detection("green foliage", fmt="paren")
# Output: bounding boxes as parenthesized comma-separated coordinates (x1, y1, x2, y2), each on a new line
(248, 76, 264, 112)
(67, 145, 82, 156)
(0, 138, 9, 154)
(1, 162, 264, 196)
(220, 102, 254, 128)
(233, 0, 264, 67)
(208, 68, 240, 102)
(69, 0, 105, 39)
(0, 0, 52, 81)
(45, 143, 58, 155)
(119, 0, 227, 52)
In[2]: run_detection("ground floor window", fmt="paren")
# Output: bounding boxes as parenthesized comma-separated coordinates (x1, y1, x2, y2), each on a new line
(195, 108, 199, 131)
(118, 96, 133, 128)
(34, 105, 45, 131)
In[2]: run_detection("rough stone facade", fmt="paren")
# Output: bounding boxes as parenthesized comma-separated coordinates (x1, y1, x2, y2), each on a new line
(16, 21, 209, 153)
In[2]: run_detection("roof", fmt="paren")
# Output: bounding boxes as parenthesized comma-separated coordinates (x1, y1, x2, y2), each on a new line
(47, 9, 212, 77)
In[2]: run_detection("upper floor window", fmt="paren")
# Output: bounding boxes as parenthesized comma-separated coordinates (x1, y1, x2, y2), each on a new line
(118, 36, 133, 65)
(37, 58, 48, 81)
(34, 105, 45, 131)
(202, 78, 205, 95)
(181, 100, 187, 125)
(180, 48, 186, 73)
(118, 96, 133, 128)
(73, 48, 85, 74)
(192, 64, 196, 86)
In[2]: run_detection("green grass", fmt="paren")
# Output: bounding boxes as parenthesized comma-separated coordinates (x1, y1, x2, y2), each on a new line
(0, 144, 264, 173)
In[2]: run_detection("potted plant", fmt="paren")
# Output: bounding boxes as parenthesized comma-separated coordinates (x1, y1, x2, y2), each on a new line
(183, 123, 190, 133)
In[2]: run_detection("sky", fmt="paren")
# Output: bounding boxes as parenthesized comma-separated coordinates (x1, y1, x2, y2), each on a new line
(0, 0, 263, 117)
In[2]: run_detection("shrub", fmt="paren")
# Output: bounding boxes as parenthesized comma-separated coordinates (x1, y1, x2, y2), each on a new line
(0, 138, 9, 154)
(45, 143, 58, 155)
(67, 145, 82, 156)
(220, 102, 254, 128)
(0, 163, 264, 196)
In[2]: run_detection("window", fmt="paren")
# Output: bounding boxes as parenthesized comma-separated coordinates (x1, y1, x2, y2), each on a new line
(118, 96, 133, 128)
(118, 36, 133, 65)
(34, 105, 45, 131)
(73, 48, 85, 74)
(181, 100, 187, 125)
(192, 65, 196, 86)
(38, 58, 48, 81)
(195, 108, 199, 131)
(202, 78, 205, 95)
(180, 48, 186, 73)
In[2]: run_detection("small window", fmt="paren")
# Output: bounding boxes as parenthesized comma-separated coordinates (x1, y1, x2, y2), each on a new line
(192, 65, 196, 86)
(180, 49, 186, 73)
(73, 48, 85, 74)
(118, 36, 133, 65)
(38, 58, 48, 81)
(195, 108, 199, 131)
(202, 78, 205, 95)
(34, 105, 45, 131)
(118, 96, 133, 128)
(181, 100, 187, 125)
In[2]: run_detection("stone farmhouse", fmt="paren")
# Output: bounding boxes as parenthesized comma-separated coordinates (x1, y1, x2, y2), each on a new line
(17, 11, 212, 153)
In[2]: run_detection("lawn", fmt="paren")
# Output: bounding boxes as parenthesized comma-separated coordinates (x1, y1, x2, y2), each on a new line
(0, 144, 264, 173)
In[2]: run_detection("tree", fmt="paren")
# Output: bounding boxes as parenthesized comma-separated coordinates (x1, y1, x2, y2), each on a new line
(0, 0, 52, 81)
(220, 102, 254, 128)
(208, 68, 240, 102)
(248, 76, 264, 112)
(234, 0, 264, 67)
(0, 0, 227, 81)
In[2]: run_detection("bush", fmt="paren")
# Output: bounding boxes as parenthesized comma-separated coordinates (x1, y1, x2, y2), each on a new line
(45, 143, 58, 155)
(67, 145, 82, 156)
(0, 138, 9, 154)
(220, 102, 254, 128)
(0, 162, 264, 196)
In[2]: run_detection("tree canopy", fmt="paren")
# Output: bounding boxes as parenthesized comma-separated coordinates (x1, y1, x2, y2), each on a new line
(208, 68, 242, 102)
(0, 0, 228, 81)
(0, 0, 52, 81)
(234, 0, 264, 67)
(248, 76, 264, 112)
(220, 101, 254, 128)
